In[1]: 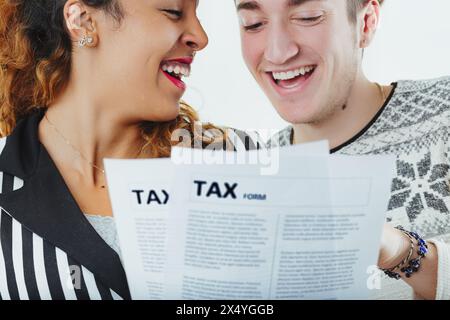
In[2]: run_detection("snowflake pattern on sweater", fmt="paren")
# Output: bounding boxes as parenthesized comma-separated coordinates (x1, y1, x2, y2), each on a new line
(268, 76, 450, 242)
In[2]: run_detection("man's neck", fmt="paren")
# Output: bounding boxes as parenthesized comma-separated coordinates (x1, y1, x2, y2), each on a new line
(292, 75, 393, 150)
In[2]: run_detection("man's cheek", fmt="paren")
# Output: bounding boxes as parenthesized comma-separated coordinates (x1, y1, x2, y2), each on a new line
(242, 43, 261, 72)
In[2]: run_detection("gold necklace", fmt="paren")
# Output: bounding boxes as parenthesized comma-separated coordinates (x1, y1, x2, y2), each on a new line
(44, 112, 144, 188)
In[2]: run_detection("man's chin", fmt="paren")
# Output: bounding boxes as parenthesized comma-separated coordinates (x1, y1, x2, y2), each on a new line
(274, 104, 319, 125)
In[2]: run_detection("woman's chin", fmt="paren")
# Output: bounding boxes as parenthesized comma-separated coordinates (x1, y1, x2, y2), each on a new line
(152, 106, 181, 122)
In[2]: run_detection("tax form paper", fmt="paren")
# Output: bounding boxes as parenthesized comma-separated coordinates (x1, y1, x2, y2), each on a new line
(104, 142, 328, 300)
(163, 149, 395, 300)
(105, 143, 395, 300)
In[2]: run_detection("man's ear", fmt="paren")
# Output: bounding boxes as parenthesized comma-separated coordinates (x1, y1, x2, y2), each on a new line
(64, 0, 99, 47)
(359, 0, 381, 48)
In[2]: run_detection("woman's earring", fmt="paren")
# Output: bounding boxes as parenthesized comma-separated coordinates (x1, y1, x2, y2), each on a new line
(78, 35, 94, 48)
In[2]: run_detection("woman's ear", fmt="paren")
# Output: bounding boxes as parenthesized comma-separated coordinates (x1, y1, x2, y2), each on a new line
(359, 0, 381, 48)
(64, 0, 99, 48)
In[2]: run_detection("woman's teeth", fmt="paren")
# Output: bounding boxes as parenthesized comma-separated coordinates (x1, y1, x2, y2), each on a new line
(272, 66, 315, 81)
(161, 62, 190, 78)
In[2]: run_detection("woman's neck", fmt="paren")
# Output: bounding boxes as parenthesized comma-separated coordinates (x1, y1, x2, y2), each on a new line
(38, 85, 147, 187)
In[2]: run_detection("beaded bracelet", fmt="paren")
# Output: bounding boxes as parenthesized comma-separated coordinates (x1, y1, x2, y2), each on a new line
(381, 226, 428, 280)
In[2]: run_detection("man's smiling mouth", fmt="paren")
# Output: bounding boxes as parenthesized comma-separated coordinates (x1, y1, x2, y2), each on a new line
(268, 65, 317, 89)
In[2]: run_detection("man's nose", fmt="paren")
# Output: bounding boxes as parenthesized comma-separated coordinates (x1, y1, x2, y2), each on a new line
(264, 25, 300, 65)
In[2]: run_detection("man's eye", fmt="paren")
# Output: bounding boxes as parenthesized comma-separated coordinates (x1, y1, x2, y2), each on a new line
(243, 22, 264, 32)
(162, 9, 183, 20)
(293, 14, 324, 25)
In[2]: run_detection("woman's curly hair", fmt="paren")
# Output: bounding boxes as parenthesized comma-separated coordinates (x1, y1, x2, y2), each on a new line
(0, 0, 222, 157)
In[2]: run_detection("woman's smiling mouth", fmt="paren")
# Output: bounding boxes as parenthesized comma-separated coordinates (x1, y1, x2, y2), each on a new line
(161, 57, 193, 91)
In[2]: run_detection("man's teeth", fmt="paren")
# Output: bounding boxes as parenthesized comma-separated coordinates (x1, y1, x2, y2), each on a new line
(162, 63, 190, 77)
(272, 66, 315, 81)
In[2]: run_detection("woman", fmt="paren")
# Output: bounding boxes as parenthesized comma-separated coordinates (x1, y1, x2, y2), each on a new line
(0, 0, 250, 300)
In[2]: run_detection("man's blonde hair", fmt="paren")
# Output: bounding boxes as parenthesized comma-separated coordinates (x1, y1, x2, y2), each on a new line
(348, 0, 385, 22)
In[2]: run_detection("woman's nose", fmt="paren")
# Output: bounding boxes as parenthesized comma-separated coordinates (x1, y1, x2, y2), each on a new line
(182, 17, 209, 51)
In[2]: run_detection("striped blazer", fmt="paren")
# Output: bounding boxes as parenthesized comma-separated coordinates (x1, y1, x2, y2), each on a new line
(0, 108, 261, 300)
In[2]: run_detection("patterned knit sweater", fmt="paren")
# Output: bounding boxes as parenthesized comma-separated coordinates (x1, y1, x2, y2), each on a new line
(268, 76, 450, 300)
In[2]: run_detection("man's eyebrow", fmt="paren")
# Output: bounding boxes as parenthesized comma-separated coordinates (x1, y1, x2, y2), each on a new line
(287, 0, 323, 8)
(287, 0, 326, 8)
(236, 0, 323, 12)
(236, 1, 261, 12)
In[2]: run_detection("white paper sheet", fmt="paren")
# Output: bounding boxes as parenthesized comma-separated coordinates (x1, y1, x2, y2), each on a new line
(104, 159, 173, 300)
(104, 141, 395, 300)
(104, 142, 328, 299)
(162, 151, 395, 300)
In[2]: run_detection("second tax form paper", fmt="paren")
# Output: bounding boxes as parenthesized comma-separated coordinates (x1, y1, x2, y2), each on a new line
(104, 142, 394, 300)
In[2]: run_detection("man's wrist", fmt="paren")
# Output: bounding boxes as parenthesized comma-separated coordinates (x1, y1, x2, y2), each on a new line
(380, 227, 414, 270)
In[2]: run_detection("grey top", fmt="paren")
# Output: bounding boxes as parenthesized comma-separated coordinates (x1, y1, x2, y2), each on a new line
(268, 76, 450, 300)
(85, 214, 122, 257)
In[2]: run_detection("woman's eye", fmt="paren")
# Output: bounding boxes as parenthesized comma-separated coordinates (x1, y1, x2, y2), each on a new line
(243, 22, 264, 32)
(162, 9, 183, 20)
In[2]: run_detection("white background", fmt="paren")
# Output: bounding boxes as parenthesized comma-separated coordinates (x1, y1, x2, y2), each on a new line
(184, 0, 450, 134)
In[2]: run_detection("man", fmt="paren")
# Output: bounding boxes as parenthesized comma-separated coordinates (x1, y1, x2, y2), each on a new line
(235, 0, 450, 299)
